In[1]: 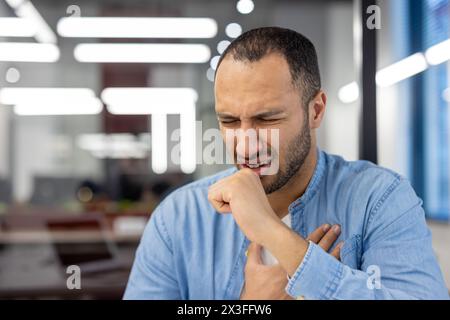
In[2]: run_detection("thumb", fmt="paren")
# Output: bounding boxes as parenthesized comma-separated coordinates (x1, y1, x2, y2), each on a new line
(246, 242, 263, 265)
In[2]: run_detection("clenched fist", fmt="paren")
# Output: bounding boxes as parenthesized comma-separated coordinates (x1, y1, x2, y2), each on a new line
(208, 168, 281, 246)
(208, 168, 310, 277)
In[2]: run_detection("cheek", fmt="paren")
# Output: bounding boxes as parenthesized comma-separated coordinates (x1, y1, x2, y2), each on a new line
(221, 130, 237, 156)
(276, 135, 288, 164)
(264, 129, 288, 165)
(274, 124, 303, 162)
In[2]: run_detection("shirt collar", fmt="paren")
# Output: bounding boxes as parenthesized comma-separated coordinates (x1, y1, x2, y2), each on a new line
(288, 148, 326, 214)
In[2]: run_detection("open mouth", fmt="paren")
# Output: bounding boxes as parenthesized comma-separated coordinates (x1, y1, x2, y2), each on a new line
(239, 159, 272, 175)
(244, 160, 271, 169)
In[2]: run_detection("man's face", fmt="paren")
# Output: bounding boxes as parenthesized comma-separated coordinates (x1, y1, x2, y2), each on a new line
(214, 53, 312, 194)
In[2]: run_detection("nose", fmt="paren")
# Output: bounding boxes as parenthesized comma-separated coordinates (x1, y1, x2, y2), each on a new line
(235, 127, 265, 161)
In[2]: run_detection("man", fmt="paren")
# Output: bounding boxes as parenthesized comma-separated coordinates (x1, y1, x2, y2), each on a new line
(124, 27, 448, 300)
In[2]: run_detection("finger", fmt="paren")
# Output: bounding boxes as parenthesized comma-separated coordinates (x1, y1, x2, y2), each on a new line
(209, 177, 230, 190)
(207, 177, 231, 196)
(330, 242, 344, 260)
(306, 224, 331, 243)
(318, 224, 341, 252)
(246, 242, 263, 265)
(207, 190, 231, 213)
(208, 180, 227, 194)
(209, 197, 231, 213)
(209, 174, 235, 190)
(272, 263, 288, 274)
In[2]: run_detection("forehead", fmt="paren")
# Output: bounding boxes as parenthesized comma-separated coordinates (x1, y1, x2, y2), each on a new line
(214, 53, 299, 116)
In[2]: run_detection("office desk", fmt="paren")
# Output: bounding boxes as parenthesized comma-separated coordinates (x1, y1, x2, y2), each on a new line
(0, 236, 138, 300)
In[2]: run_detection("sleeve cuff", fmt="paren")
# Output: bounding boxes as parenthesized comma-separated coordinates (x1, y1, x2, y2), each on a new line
(286, 241, 344, 300)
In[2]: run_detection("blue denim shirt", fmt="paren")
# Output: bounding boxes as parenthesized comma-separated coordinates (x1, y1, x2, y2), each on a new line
(124, 150, 449, 300)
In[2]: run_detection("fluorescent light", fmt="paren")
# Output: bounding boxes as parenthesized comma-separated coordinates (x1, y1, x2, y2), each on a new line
(225, 23, 242, 38)
(77, 133, 150, 159)
(0, 88, 95, 104)
(217, 40, 231, 54)
(206, 68, 215, 82)
(74, 43, 210, 63)
(14, 1, 57, 43)
(210, 55, 220, 70)
(338, 82, 359, 104)
(57, 17, 217, 38)
(425, 39, 450, 65)
(0, 18, 37, 37)
(376, 53, 428, 87)
(179, 101, 196, 174)
(5, 67, 21, 83)
(338, 43, 450, 96)
(103, 87, 198, 116)
(14, 98, 103, 116)
(0, 43, 59, 62)
(4, 1, 58, 43)
(101, 88, 198, 111)
(151, 114, 168, 173)
(0, 88, 101, 116)
(5, 0, 23, 9)
(101, 87, 197, 173)
(237, 0, 254, 14)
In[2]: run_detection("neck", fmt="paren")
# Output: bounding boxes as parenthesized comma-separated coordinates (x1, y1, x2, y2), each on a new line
(267, 145, 318, 218)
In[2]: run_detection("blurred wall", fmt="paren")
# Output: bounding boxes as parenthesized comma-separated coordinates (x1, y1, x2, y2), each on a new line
(0, 1, 10, 178)
(0, 3, 104, 202)
(1, 0, 363, 200)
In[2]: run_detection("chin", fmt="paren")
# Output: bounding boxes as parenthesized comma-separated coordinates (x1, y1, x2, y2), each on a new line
(260, 176, 277, 192)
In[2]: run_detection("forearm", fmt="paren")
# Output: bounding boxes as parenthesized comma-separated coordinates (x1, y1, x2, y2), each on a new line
(262, 220, 309, 277)
(286, 242, 425, 300)
(259, 223, 447, 300)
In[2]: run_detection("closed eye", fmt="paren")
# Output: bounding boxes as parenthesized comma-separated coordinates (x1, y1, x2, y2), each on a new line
(257, 118, 283, 124)
(259, 118, 281, 122)
(218, 118, 240, 125)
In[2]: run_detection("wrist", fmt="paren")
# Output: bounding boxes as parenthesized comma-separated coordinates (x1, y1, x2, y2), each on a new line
(259, 217, 288, 248)
(256, 213, 285, 247)
(263, 220, 309, 276)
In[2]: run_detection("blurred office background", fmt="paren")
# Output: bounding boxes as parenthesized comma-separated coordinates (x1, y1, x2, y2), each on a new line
(0, 0, 448, 299)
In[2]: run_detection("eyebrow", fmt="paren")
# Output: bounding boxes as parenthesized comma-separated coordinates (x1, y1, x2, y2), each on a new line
(217, 109, 286, 120)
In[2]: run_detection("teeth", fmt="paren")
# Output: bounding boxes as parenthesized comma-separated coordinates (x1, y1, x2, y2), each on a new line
(246, 161, 270, 169)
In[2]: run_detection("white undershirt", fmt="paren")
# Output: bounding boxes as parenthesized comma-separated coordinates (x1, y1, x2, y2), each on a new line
(261, 213, 291, 265)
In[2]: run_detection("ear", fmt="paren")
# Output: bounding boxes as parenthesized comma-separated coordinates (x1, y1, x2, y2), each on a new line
(308, 90, 327, 129)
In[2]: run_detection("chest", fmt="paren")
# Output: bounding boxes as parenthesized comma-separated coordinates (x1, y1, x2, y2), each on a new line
(182, 202, 364, 299)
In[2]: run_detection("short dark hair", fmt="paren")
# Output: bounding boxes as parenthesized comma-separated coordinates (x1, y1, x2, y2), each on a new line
(216, 27, 321, 107)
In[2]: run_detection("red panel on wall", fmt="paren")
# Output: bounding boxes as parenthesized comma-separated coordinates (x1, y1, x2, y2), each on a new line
(102, 64, 149, 134)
